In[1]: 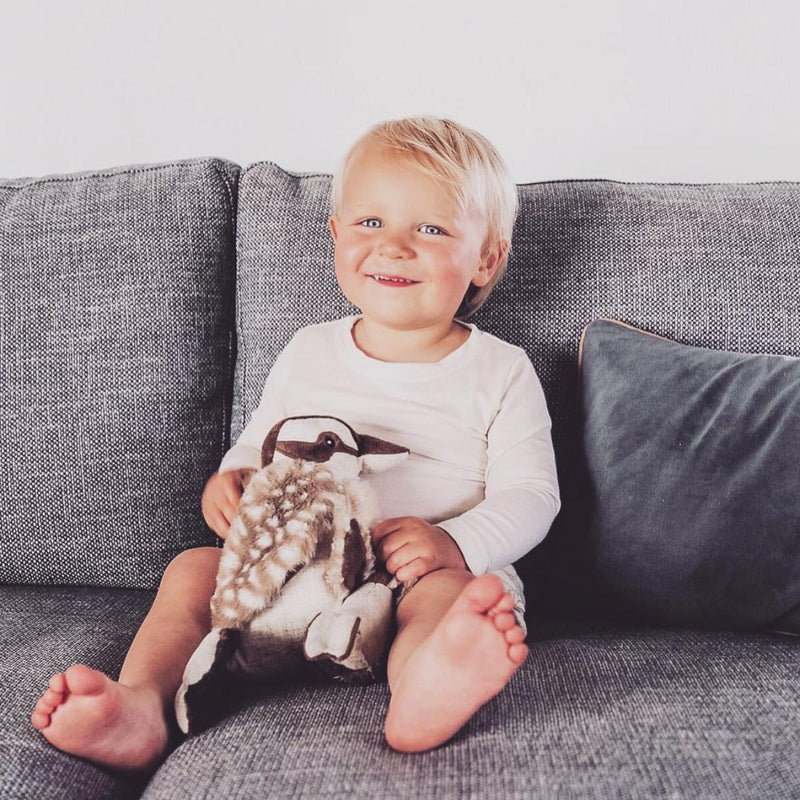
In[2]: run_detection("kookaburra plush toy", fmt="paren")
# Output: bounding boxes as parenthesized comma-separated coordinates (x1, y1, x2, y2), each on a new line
(175, 415, 409, 735)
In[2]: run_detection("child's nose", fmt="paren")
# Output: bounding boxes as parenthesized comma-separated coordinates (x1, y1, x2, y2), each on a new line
(378, 232, 414, 258)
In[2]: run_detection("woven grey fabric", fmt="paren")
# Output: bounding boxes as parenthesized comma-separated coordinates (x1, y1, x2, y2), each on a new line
(0, 585, 155, 799)
(235, 168, 800, 619)
(0, 159, 239, 588)
(140, 622, 799, 800)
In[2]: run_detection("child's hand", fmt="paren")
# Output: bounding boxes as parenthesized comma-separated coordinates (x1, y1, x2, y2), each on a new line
(371, 517, 467, 584)
(201, 469, 255, 540)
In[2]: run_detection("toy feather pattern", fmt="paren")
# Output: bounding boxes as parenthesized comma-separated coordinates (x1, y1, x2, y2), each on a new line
(210, 459, 343, 629)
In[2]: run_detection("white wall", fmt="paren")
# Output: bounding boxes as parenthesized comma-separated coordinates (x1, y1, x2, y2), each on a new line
(1, 0, 798, 182)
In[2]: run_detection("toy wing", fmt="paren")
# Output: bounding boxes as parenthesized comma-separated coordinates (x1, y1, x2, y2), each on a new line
(210, 461, 336, 629)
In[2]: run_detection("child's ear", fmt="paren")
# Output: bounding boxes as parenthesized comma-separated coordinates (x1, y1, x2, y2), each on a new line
(328, 216, 339, 243)
(472, 239, 508, 287)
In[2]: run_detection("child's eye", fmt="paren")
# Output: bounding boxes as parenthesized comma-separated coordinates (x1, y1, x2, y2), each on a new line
(359, 219, 382, 228)
(420, 224, 444, 235)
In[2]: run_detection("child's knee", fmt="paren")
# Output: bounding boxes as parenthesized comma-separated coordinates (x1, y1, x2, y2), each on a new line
(416, 566, 474, 593)
(396, 567, 473, 621)
(160, 547, 221, 593)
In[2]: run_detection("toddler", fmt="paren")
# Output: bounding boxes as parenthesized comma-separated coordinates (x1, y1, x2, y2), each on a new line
(31, 116, 560, 769)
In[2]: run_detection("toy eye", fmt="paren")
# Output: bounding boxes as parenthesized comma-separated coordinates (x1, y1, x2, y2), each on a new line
(324, 436, 335, 447)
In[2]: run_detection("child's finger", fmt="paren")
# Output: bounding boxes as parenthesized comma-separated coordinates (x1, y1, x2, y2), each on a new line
(395, 558, 429, 585)
(376, 529, 415, 562)
(221, 474, 242, 509)
(371, 517, 407, 543)
(384, 542, 417, 574)
(206, 507, 229, 538)
(219, 498, 236, 526)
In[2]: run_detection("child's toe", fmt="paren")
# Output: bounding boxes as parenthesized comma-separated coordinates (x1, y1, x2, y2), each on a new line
(31, 709, 50, 730)
(491, 611, 516, 632)
(64, 663, 106, 695)
(43, 688, 64, 707)
(504, 625, 526, 645)
(488, 593, 515, 616)
(508, 642, 529, 665)
(37, 686, 65, 711)
(35, 697, 55, 716)
(461, 574, 506, 614)
(49, 672, 67, 693)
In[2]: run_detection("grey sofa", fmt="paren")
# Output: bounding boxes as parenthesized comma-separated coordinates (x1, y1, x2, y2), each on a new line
(2, 157, 798, 800)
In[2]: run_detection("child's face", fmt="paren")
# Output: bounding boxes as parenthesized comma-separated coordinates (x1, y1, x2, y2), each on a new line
(328, 144, 500, 333)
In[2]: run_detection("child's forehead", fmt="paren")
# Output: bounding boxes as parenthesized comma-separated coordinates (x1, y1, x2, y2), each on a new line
(343, 145, 468, 214)
(351, 146, 440, 184)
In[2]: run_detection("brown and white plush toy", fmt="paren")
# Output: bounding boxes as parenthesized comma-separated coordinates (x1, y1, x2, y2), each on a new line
(175, 415, 409, 735)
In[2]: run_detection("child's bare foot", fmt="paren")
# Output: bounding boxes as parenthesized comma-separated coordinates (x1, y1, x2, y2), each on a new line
(30, 664, 169, 774)
(384, 573, 528, 753)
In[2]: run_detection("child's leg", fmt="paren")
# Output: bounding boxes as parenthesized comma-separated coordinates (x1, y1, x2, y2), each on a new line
(30, 547, 221, 774)
(384, 569, 528, 753)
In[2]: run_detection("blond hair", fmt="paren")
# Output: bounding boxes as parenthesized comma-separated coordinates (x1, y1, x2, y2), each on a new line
(330, 116, 518, 318)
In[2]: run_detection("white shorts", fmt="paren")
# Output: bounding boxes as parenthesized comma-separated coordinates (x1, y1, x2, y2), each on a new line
(494, 564, 528, 637)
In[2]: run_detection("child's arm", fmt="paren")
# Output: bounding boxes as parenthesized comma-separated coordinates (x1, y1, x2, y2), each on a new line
(436, 353, 560, 575)
(373, 353, 560, 583)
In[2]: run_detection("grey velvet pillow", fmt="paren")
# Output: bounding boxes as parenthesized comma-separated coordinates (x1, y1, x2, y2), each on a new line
(580, 318, 800, 632)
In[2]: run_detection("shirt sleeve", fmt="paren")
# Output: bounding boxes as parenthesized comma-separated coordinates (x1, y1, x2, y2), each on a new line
(217, 334, 299, 473)
(436, 353, 561, 575)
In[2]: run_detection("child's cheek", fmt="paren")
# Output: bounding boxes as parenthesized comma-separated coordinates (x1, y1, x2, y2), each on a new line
(333, 245, 368, 306)
(439, 264, 474, 293)
(335, 238, 366, 270)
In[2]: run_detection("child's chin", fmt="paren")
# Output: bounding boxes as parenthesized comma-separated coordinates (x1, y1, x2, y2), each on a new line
(366, 311, 426, 329)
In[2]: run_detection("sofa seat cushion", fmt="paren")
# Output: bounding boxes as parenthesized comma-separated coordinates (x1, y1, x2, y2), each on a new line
(141, 622, 799, 800)
(1, 584, 155, 799)
(0, 158, 239, 589)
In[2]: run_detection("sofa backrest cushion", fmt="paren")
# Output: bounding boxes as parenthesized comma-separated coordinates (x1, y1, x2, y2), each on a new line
(234, 164, 800, 619)
(0, 158, 238, 589)
(231, 162, 354, 441)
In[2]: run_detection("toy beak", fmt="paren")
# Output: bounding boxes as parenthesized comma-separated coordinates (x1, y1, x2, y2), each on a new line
(358, 435, 409, 473)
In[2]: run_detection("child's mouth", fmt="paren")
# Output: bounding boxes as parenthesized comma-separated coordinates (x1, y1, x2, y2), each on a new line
(369, 274, 419, 287)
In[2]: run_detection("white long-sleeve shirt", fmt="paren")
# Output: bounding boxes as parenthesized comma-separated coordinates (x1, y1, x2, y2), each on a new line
(219, 314, 560, 579)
